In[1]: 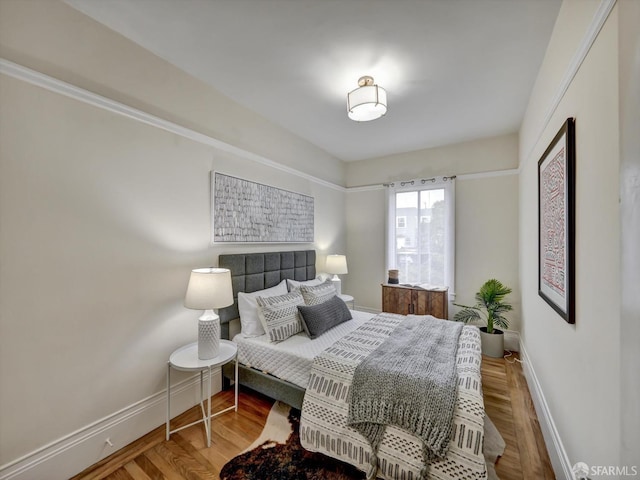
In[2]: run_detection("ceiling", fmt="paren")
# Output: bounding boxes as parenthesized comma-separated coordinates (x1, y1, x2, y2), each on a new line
(65, 0, 561, 162)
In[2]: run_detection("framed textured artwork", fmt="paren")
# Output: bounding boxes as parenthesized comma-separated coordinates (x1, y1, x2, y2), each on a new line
(211, 172, 314, 243)
(538, 118, 575, 324)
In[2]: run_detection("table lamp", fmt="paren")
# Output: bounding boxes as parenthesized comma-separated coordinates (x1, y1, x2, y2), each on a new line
(325, 254, 348, 296)
(184, 268, 233, 360)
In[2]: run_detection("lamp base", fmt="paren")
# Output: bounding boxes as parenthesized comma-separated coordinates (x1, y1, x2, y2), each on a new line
(330, 275, 342, 296)
(198, 310, 220, 360)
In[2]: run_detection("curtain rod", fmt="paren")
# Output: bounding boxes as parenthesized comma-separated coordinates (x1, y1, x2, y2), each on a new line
(383, 175, 456, 188)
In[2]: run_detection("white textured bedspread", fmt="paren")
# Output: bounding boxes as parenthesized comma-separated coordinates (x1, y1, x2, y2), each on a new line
(233, 310, 373, 388)
(300, 313, 487, 480)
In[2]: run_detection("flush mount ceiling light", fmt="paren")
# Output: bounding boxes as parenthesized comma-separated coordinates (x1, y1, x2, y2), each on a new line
(347, 76, 387, 122)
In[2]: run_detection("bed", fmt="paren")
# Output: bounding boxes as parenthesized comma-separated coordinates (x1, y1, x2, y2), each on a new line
(299, 314, 487, 480)
(218, 250, 318, 408)
(217, 250, 486, 480)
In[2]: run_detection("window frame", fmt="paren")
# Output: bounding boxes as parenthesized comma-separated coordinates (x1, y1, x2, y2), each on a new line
(386, 178, 456, 299)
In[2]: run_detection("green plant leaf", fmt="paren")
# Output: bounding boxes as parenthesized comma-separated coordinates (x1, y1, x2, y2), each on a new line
(453, 308, 481, 324)
(460, 278, 513, 331)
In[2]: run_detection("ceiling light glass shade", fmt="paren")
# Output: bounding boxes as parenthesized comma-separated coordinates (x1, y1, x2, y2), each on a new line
(347, 76, 387, 122)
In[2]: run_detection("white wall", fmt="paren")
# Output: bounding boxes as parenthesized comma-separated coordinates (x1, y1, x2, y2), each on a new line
(456, 174, 521, 331)
(618, 0, 640, 466)
(345, 188, 388, 310)
(346, 134, 518, 187)
(0, 1, 346, 477)
(345, 134, 520, 324)
(518, 0, 625, 474)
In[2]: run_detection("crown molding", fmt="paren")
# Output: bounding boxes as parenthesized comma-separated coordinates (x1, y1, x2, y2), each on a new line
(522, 0, 617, 167)
(0, 58, 345, 192)
(456, 168, 520, 180)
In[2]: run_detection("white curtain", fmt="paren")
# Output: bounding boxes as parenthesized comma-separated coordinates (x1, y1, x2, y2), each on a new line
(385, 177, 455, 300)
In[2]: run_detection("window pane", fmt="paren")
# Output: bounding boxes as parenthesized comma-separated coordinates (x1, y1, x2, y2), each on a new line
(396, 191, 417, 207)
(394, 188, 445, 285)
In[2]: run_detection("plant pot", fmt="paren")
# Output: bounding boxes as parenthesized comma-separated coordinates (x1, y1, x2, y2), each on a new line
(479, 327, 504, 358)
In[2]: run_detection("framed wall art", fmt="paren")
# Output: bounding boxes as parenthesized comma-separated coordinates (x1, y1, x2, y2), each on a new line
(211, 172, 314, 243)
(538, 118, 576, 324)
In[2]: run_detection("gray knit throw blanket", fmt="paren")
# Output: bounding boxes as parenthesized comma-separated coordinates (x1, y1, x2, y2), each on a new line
(347, 315, 463, 480)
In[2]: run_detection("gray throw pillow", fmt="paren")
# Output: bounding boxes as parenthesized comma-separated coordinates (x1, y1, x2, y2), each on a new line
(297, 295, 352, 339)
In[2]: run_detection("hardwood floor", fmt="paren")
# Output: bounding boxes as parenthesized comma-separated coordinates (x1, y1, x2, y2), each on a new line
(72, 353, 555, 480)
(482, 354, 555, 480)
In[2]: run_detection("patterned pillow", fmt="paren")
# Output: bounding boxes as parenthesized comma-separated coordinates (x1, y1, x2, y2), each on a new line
(257, 291, 305, 343)
(297, 295, 352, 339)
(300, 279, 337, 306)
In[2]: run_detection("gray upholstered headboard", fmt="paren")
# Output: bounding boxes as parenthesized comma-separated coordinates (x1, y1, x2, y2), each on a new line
(217, 250, 316, 339)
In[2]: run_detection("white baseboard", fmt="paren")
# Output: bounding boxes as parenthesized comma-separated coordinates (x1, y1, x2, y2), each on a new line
(519, 340, 573, 480)
(0, 369, 222, 480)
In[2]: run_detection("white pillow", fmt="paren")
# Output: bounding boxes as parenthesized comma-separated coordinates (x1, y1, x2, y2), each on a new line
(286, 278, 323, 292)
(237, 280, 288, 337)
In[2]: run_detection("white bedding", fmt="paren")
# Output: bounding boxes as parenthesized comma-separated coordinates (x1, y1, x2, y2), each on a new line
(233, 309, 374, 388)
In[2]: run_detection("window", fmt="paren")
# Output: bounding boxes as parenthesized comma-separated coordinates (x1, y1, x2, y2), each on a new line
(386, 178, 455, 293)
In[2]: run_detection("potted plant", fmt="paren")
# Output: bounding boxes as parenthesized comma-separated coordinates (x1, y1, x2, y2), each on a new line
(454, 278, 513, 357)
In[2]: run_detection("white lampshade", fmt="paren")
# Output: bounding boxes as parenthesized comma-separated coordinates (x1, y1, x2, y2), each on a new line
(325, 255, 348, 275)
(184, 268, 233, 360)
(184, 268, 233, 310)
(347, 76, 387, 122)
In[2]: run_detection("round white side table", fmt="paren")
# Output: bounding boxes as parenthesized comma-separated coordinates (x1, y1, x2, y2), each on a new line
(166, 339, 238, 447)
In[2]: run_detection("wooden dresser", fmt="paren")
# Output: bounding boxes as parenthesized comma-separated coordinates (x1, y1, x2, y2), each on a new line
(381, 284, 449, 319)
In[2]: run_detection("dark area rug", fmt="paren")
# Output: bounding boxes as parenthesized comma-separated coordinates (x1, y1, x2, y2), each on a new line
(220, 408, 365, 480)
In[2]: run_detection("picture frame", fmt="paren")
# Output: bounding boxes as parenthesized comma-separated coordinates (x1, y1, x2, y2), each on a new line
(211, 171, 314, 243)
(538, 118, 575, 324)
